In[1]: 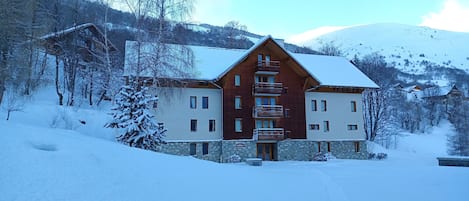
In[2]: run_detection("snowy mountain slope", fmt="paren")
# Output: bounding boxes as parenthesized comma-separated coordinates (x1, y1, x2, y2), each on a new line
(289, 23, 469, 75)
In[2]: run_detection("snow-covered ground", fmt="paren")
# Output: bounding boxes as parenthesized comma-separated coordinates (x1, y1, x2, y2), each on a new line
(1, 87, 468, 201)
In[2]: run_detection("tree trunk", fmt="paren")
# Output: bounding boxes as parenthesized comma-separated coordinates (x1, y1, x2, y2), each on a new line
(55, 55, 63, 105)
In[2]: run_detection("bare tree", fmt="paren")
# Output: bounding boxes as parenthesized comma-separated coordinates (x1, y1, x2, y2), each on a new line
(362, 89, 386, 141)
(317, 41, 342, 56)
(224, 20, 247, 48)
(125, 0, 195, 92)
(447, 100, 469, 156)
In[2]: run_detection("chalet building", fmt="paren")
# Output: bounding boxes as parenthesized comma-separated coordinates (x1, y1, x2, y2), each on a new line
(422, 85, 466, 112)
(124, 36, 379, 162)
(40, 23, 117, 64)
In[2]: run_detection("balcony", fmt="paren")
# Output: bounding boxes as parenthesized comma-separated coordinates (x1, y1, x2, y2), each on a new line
(253, 105, 284, 118)
(253, 128, 285, 141)
(256, 60, 280, 74)
(253, 82, 283, 96)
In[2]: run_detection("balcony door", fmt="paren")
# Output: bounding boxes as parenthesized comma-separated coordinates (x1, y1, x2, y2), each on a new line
(257, 143, 276, 161)
(256, 119, 275, 129)
(255, 97, 276, 106)
(255, 76, 275, 83)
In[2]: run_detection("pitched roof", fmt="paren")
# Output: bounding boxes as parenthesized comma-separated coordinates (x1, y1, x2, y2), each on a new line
(124, 36, 379, 89)
(40, 23, 117, 52)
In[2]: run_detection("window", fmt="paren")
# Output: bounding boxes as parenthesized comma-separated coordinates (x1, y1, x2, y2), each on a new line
(284, 108, 290, 118)
(203, 143, 209, 155)
(190, 96, 197, 109)
(321, 100, 327, 112)
(323, 121, 330, 132)
(257, 54, 263, 66)
(152, 101, 158, 109)
(327, 142, 331, 152)
(317, 142, 321, 152)
(202, 96, 208, 109)
(235, 118, 242, 132)
(209, 120, 216, 132)
(190, 119, 197, 132)
(311, 100, 317, 111)
(234, 75, 240, 86)
(235, 96, 242, 109)
(265, 55, 271, 65)
(190, 143, 196, 155)
(347, 124, 358, 130)
(309, 124, 320, 130)
(354, 142, 360, 152)
(351, 101, 357, 112)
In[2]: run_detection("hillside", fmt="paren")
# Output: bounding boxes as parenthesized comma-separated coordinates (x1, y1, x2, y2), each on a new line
(288, 23, 469, 84)
(1, 86, 468, 201)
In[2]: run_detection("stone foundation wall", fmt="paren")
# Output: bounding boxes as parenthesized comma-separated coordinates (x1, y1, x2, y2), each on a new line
(157, 140, 367, 163)
(277, 140, 316, 161)
(159, 141, 222, 162)
(317, 141, 368, 159)
(221, 140, 257, 163)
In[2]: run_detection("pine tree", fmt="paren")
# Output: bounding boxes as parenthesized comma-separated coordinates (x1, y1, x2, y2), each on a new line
(106, 79, 166, 150)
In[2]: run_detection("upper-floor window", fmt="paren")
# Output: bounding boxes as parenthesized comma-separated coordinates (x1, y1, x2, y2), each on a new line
(190, 96, 197, 109)
(321, 100, 327, 112)
(323, 121, 330, 132)
(234, 75, 240, 86)
(311, 100, 317, 111)
(351, 101, 357, 112)
(235, 96, 242, 109)
(309, 124, 320, 130)
(235, 118, 242, 132)
(209, 120, 216, 132)
(257, 54, 263, 66)
(347, 124, 358, 130)
(190, 119, 197, 132)
(202, 96, 209, 109)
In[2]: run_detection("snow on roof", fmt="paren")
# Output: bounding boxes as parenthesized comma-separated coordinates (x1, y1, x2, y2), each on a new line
(124, 41, 245, 80)
(292, 53, 379, 88)
(124, 36, 378, 88)
(422, 85, 458, 97)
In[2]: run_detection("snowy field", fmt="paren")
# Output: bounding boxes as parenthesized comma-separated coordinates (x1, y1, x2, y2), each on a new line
(1, 88, 469, 201)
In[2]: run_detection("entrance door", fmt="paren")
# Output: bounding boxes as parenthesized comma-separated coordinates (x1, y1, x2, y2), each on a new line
(257, 143, 276, 161)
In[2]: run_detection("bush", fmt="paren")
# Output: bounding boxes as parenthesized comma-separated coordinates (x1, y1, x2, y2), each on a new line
(313, 153, 327, 161)
(368, 152, 388, 160)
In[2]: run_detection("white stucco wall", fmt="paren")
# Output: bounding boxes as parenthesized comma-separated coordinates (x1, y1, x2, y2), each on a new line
(305, 92, 366, 141)
(152, 88, 222, 141)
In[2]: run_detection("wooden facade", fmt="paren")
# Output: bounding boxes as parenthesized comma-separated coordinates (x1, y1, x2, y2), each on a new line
(218, 39, 319, 140)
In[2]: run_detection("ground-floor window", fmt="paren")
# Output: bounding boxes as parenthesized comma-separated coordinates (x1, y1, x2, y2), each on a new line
(190, 143, 196, 155)
(202, 142, 209, 155)
(354, 141, 360, 152)
(317, 142, 321, 152)
(327, 142, 331, 152)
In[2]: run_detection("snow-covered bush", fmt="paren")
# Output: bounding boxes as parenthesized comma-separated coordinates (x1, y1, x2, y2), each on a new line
(312, 153, 327, 161)
(106, 80, 166, 150)
(227, 154, 241, 163)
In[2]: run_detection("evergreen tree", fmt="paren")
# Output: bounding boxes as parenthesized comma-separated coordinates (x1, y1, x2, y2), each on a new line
(106, 79, 166, 150)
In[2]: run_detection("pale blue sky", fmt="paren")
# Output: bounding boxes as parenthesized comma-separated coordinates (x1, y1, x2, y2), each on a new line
(192, 0, 469, 40)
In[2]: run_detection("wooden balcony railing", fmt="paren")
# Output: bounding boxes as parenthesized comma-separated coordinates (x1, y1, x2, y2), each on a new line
(256, 60, 280, 72)
(253, 82, 283, 95)
(253, 128, 285, 141)
(253, 105, 284, 118)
